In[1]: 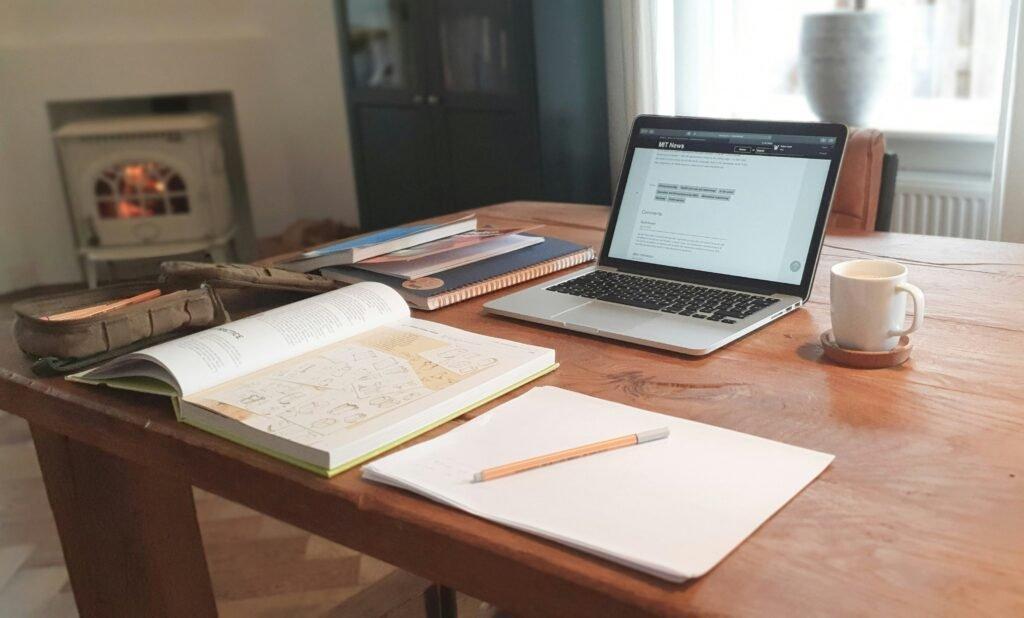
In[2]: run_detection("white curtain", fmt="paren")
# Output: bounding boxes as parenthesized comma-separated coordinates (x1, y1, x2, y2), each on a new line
(992, 0, 1024, 242)
(602, 0, 777, 189)
(603, 0, 658, 192)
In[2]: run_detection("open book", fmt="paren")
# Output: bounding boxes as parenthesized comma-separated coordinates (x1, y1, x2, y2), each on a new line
(72, 283, 557, 476)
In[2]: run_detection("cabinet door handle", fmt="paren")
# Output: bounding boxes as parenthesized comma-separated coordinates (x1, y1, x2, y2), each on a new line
(412, 94, 425, 104)
(426, 94, 440, 105)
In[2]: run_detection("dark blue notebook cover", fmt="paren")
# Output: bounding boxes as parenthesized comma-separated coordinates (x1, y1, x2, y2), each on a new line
(323, 236, 590, 301)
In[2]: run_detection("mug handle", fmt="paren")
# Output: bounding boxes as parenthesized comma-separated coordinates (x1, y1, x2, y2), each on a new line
(891, 282, 925, 337)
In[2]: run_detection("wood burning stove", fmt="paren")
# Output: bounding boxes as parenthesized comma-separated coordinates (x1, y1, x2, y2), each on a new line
(55, 113, 236, 287)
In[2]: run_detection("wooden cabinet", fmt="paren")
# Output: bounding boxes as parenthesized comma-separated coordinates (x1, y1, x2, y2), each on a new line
(339, 0, 542, 230)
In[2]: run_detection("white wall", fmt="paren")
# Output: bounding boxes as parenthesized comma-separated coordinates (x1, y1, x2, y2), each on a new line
(0, 0, 359, 293)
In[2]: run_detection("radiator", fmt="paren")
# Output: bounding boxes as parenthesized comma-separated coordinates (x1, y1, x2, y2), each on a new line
(891, 172, 993, 240)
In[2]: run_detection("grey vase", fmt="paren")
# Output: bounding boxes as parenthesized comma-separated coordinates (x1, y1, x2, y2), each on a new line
(799, 11, 892, 127)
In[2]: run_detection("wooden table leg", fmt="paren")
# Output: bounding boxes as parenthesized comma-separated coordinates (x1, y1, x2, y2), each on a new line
(30, 425, 217, 617)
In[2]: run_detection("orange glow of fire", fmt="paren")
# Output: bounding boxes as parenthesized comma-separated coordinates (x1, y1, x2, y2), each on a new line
(123, 164, 145, 185)
(117, 201, 146, 218)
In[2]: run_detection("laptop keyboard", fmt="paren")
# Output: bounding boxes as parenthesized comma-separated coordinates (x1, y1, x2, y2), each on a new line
(546, 270, 780, 324)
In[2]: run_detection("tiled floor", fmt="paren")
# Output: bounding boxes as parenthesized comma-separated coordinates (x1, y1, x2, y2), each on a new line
(0, 411, 77, 616)
(0, 410, 488, 617)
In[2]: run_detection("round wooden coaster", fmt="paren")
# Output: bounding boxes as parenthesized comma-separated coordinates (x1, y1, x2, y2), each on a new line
(820, 330, 913, 369)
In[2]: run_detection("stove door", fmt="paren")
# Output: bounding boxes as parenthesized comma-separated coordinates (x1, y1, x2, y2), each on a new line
(78, 145, 211, 246)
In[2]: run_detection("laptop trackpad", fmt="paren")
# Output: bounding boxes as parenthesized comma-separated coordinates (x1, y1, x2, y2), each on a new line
(556, 302, 660, 333)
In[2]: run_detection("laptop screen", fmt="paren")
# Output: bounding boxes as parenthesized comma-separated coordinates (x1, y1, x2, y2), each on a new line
(607, 127, 838, 285)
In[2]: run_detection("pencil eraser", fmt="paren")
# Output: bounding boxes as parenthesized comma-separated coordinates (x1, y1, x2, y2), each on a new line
(636, 427, 670, 443)
(472, 472, 484, 483)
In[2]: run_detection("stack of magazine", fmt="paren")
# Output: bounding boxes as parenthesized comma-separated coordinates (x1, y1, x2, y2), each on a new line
(276, 214, 594, 310)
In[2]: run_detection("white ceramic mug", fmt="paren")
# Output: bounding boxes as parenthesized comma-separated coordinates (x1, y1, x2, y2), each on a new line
(830, 259, 924, 351)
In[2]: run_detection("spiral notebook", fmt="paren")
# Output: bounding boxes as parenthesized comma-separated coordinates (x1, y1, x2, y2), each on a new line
(323, 237, 594, 310)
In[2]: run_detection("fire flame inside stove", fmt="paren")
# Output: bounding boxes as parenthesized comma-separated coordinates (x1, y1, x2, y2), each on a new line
(116, 200, 146, 218)
(95, 162, 190, 219)
(123, 164, 145, 186)
(96, 162, 190, 219)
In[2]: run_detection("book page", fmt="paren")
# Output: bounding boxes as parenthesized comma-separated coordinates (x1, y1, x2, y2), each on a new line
(84, 282, 409, 395)
(184, 318, 551, 452)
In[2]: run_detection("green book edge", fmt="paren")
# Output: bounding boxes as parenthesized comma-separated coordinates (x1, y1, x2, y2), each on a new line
(68, 360, 558, 476)
(67, 373, 179, 397)
(181, 362, 559, 477)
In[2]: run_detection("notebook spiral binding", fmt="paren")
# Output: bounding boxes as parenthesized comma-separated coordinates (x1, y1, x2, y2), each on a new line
(427, 248, 596, 310)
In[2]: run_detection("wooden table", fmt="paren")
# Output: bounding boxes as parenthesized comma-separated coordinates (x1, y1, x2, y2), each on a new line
(2, 201, 1023, 616)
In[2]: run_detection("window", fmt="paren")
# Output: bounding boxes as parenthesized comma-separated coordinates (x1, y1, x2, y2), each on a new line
(654, 0, 1012, 137)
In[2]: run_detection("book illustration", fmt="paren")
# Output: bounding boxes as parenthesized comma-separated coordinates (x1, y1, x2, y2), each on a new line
(195, 326, 495, 445)
(72, 282, 557, 476)
(419, 346, 498, 375)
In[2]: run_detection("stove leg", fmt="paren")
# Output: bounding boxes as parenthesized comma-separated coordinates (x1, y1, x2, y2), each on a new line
(207, 241, 233, 264)
(81, 256, 99, 289)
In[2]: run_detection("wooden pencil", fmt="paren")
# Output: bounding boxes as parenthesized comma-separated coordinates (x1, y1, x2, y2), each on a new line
(43, 289, 162, 321)
(472, 427, 670, 483)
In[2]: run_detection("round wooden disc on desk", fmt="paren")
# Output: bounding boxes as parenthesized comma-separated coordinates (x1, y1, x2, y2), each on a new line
(820, 330, 913, 369)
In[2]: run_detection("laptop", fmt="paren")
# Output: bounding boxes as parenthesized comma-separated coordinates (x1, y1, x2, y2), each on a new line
(484, 115, 848, 356)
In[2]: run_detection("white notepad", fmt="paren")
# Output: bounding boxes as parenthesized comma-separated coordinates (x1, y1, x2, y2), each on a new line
(363, 386, 834, 581)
